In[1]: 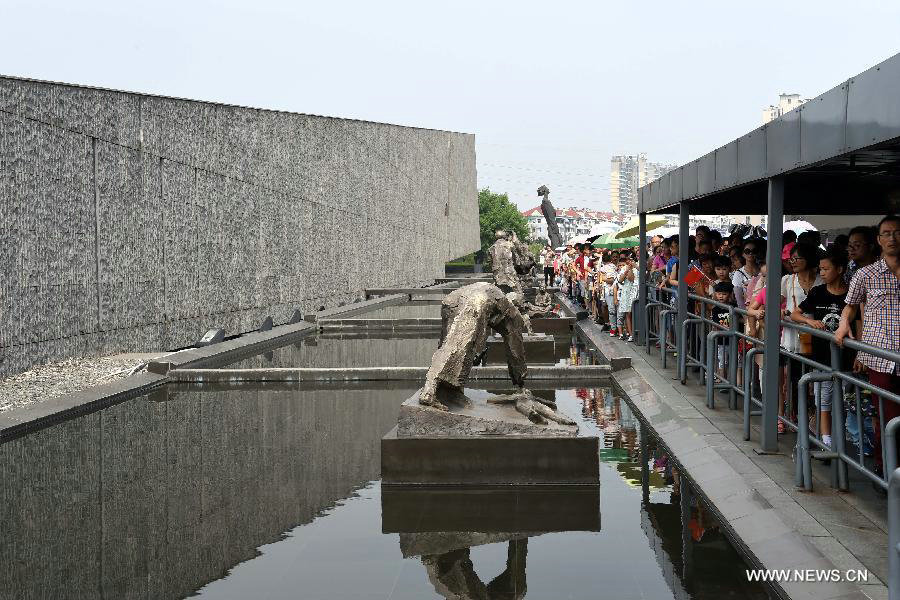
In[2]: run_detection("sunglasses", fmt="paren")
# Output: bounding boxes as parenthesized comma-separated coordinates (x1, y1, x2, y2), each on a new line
(742, 248, 755, 254)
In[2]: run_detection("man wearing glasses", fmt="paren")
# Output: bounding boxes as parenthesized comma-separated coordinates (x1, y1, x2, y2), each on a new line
(836, 215, 900, 476)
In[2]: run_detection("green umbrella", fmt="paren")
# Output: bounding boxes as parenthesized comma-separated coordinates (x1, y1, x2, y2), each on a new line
(592, 232, 639, 249)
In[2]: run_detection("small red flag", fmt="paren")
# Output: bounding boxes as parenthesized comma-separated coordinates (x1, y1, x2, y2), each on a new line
(683, 265, 704, 286)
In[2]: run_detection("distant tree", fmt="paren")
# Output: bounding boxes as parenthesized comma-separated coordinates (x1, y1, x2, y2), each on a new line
(478, 188, 529, 260)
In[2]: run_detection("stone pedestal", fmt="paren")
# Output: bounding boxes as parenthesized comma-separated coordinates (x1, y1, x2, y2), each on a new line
(382, 388, 599, 486)
(397, 389, 577, 438)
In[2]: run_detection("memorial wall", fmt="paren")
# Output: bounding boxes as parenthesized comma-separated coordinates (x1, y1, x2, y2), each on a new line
(0, 76, 479, 376)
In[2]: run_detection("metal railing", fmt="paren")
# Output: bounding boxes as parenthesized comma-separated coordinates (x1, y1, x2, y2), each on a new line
(637, 281, 900, 494)
(886, 418, 900, 600)
(635, 278, 900, 598)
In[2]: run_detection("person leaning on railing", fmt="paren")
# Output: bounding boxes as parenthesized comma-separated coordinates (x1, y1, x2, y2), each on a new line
(835, 214, 900, 475)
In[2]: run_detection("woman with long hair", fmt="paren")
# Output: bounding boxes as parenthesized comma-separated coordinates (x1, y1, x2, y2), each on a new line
(777, 242, 823, 433)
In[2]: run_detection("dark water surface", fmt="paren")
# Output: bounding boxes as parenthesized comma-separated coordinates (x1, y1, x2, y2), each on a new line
(1, 378, 769, 600)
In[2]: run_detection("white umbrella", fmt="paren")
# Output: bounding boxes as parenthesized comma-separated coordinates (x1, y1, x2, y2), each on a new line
(588, 221, 619, 236)
(783, 220, 817, 235)
(566, 234, 592, 245)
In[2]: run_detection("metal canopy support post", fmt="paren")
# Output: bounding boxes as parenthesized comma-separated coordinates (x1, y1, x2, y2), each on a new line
(761, 177, 784, 452)
(677, 202, 689, 381)
(638, 212, 648, 344)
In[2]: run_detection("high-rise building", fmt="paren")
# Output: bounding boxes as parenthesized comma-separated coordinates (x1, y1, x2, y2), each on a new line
(763, 93, 806, 123)
(610, 153, 674, 215)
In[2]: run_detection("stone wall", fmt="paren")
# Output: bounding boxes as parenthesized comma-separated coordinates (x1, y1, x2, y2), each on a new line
(0, 76, 479, 376)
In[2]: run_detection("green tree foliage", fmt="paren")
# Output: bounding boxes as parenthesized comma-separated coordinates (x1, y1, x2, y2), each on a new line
(478, 187, 529, 257)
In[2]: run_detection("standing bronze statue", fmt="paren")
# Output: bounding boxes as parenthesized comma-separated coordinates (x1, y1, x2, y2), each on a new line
(537, 185, 562, 248)
(419, 282, 574, 426)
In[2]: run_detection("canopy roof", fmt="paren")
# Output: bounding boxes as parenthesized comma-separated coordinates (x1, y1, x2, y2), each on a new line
(639, 53, 900, 216)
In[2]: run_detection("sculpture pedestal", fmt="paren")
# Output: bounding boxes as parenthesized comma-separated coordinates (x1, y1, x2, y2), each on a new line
(382, 389, 599, 486)
(398, 389, 577, 438)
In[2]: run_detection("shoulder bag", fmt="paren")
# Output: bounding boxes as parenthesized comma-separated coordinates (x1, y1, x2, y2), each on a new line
(793, 275, 813, 355)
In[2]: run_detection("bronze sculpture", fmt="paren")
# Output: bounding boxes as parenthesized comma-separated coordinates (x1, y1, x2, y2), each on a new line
(537, 185, 562, 248)
(487, 230, 521, 294)
(418, 282, 574, 426)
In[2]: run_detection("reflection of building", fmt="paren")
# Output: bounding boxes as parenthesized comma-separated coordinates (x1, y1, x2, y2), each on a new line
(762, 93, 807, 123)
(611, 154, 675, 215)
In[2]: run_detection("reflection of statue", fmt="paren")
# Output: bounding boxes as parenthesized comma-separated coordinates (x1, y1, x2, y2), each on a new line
(420, 282, 574, 426)
(537, 185, 562, 248)
(422, 539, 528, 600)
(488, 230, 521, 294)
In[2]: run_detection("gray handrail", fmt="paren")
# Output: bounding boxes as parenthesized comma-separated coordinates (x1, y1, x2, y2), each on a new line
(889, 465, 900, 600)
(795, 371, 835, 490)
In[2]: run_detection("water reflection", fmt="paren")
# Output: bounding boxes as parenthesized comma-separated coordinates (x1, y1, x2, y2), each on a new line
(419, 539, 528, 600)
(0, 383, 415, 600)
(383, 485, 601, 600)
(0, 381, 770, 599)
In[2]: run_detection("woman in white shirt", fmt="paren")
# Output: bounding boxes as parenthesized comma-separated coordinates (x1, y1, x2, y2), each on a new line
(777, 242, 823, 432)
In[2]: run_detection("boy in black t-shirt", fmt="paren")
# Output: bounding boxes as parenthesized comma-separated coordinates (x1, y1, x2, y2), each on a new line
(711, 281, 736, 381)
(791, 248, 849, 448)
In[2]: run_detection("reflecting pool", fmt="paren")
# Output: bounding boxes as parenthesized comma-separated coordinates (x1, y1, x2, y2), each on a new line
(1, 377, 770, 599)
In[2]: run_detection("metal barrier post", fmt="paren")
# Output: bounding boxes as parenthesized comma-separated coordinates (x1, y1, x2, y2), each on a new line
(677, 202, 689, 369)
(660, 309, 676, 369)
(886, 417, 900, 483)
(761, 177, 784, 453)
(728, 307, 739, 410)
(680, 318, 701, 384)
(796, 371, 833, 490)
(645, 295, 655, 354)
(638, 214, 647, 344)
(705, 330, 730, 409)
(890, 468, 900, 600)
(830, 343, 849, 491)
(743, 347, 764, 440)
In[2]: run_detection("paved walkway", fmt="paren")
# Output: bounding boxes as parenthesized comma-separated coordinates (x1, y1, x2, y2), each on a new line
(558, 296, 887, 600)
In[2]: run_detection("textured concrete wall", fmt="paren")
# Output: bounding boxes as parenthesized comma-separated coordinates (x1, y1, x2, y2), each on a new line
(0, 76, 479, 376)
(0, 385, 413, 599)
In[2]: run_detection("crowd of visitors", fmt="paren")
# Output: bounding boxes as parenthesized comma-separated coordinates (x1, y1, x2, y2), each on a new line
(543, 243, 641, 342)
(538, 213, 898, 477)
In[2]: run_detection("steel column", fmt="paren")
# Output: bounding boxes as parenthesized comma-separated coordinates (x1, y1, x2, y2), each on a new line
(762, 177, 784, 452)
(677, 202, 689, 370)
(638, 212, 648, 345)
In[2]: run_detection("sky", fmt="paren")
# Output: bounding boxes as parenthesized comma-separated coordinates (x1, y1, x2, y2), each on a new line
(3, 0, 899, 211)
